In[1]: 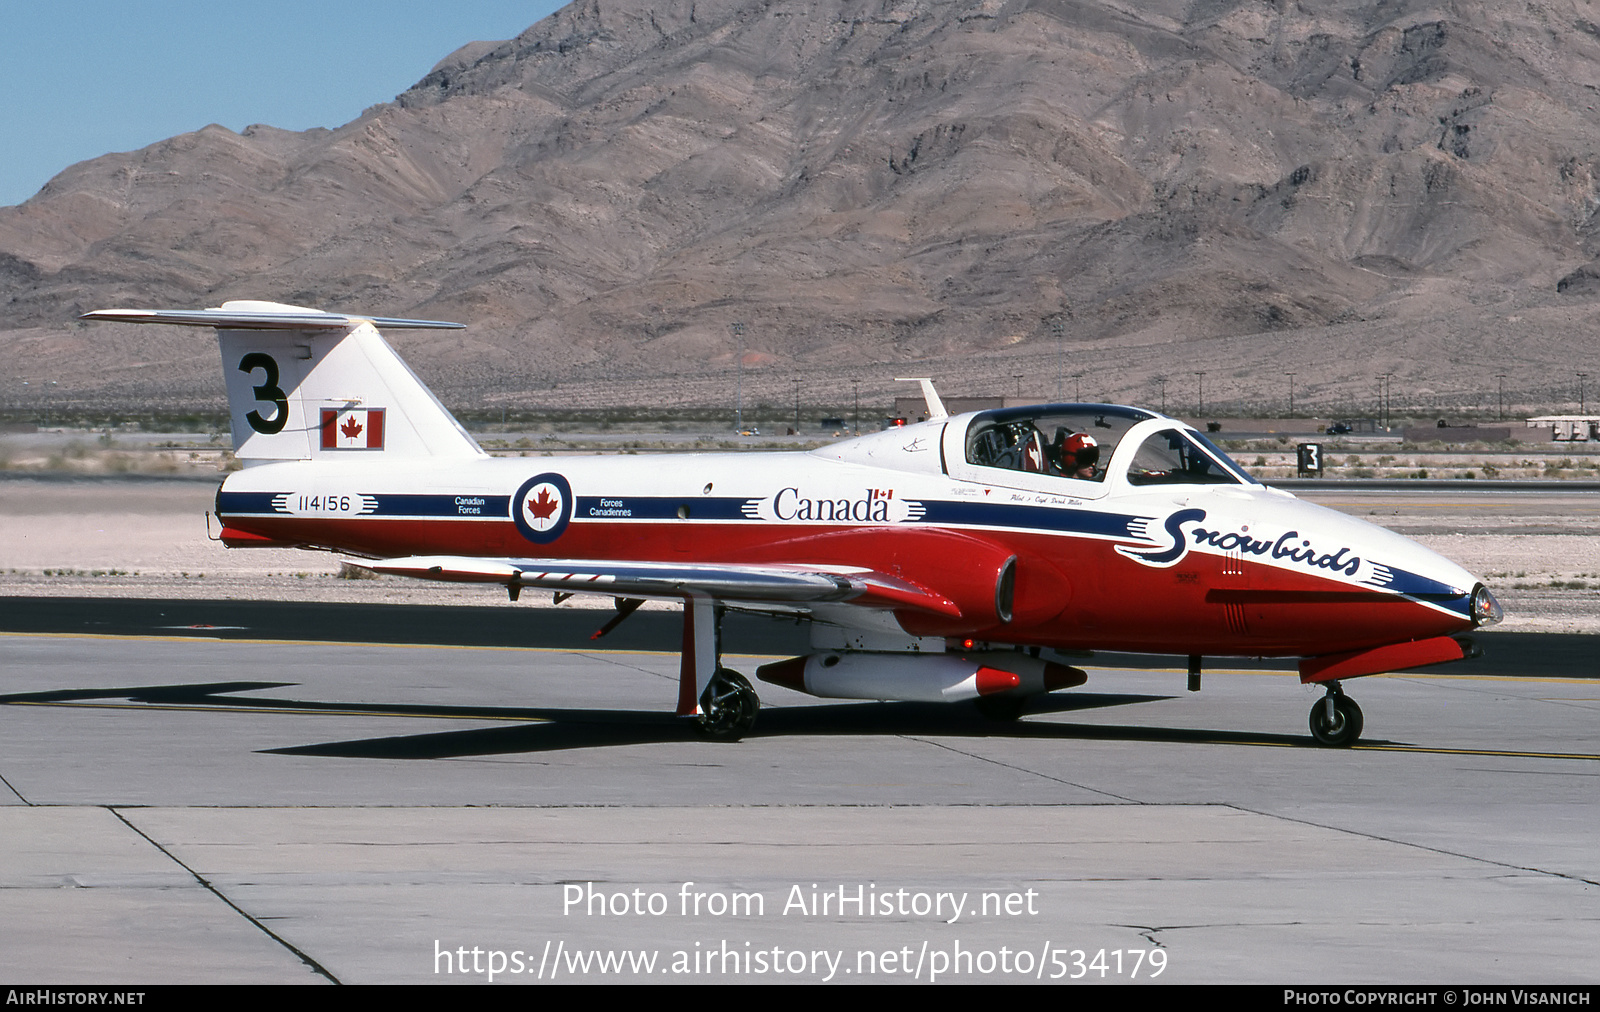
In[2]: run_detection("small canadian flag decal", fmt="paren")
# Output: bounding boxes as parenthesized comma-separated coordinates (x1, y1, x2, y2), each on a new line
(321, 408, 385, 450)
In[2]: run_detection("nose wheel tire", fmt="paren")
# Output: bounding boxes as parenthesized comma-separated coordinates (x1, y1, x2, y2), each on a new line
(1308, 688, 1363, 747)
(697, 668, 759, 741)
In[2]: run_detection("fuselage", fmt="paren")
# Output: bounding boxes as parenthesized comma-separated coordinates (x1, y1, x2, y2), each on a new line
(215, 407, 1488, 660)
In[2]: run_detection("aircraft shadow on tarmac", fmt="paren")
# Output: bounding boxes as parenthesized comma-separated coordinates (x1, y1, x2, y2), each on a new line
(0, 680, 1351, 756)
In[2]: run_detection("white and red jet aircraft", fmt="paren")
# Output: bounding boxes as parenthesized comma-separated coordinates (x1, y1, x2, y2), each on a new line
(84, 302, 1502, 745)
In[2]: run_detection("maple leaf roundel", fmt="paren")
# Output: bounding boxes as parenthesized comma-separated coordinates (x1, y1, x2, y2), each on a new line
(511, 472, 573, 544)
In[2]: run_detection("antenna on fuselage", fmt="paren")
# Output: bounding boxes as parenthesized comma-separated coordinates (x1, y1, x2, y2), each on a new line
(895, 377, 947, 421)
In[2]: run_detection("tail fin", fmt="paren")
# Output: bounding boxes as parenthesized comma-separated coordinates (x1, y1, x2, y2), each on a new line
(81, 301, 484, 463)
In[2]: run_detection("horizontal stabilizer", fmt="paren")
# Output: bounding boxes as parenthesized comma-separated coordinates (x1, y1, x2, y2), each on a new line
(81, 301, 464, 331)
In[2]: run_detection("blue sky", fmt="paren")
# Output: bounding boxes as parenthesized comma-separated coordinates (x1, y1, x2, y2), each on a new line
(1, 1, 566, 207)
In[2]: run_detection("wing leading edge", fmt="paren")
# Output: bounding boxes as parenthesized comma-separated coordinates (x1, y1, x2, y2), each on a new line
(360, 555, 964, 618)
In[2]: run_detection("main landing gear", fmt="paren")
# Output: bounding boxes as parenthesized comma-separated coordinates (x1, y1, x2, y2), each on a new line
(1308, 682, 1363, 747)
(697, 668, 760, 741)
(679, 597, 760, 741)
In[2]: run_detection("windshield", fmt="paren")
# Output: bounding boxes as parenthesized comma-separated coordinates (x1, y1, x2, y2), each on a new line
(1125, 428, 1254, 486)
(965, 407, 1152, 483)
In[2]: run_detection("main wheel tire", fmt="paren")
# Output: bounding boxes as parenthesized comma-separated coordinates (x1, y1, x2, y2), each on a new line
(1308, 693, 1364, 747)
(696, 668, 759, 741)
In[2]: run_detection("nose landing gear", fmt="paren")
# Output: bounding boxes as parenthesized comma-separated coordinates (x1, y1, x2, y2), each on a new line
(1308, 682, 1363, 747)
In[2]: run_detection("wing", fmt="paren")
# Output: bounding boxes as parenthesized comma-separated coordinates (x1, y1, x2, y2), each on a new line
(359, 555, 963, 618)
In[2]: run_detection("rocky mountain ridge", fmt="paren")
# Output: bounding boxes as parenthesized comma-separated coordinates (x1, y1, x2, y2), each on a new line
(3, 0, 1599, 416)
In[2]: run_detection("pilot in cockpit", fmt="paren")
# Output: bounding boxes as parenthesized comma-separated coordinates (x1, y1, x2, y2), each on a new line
(1049, 430, 1100, 480)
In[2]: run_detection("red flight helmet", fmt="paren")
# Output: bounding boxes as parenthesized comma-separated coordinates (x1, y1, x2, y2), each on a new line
(1063, 432, 1099, 468)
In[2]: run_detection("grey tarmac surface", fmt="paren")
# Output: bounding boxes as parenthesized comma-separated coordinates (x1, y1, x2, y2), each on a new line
(1, 631, 1597, 985)
(2, 479, 1597, 984)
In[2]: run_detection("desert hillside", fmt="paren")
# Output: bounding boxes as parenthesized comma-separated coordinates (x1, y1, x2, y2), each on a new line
(4, 0, 1599, 417)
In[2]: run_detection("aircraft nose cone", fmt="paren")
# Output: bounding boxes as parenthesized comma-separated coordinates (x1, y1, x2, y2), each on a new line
(1259, 492, 1492, 637)
(1471, 584, 1503, 627)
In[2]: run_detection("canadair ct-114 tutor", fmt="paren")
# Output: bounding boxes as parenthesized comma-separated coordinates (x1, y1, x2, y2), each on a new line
(83, 301, 1503, 745)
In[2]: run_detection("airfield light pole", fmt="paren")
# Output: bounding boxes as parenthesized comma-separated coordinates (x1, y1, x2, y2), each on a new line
(1051, 317, 1066, 402)
(1579, 372, 1589, 414)
(793, 378, 800, 434)
(1072, 372, 1084, 403)
(1495, 373, 1506, 420)
(1194, 371, 1206, 417)
(1287, 371, 1296, 417)
(851, 379, 860, 436)
(730, 321, 746, 431)
(1156, 377, 1166, 414)
(1381, 372, 1395, 429)
(1013, 374, 1024, 400)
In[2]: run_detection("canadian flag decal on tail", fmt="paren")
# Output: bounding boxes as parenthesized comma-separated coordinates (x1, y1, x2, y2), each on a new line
(321, 408, 385, 450)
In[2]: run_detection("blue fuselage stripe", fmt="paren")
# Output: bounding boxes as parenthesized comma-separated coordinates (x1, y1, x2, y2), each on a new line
(216, 491, 280, 514)
(912, 500, 1145, 539)
(375, 494, 511, 517)
(217, 490, 1148, 538)
(574, 497, 752, 520)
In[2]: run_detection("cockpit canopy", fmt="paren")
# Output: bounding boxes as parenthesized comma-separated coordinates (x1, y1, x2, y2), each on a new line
(1122, 424, 1255, 486)
(953, 405, 1257, 493)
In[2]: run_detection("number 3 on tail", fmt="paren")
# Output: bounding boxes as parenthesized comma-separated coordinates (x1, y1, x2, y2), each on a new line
(239, 353, 289, 434)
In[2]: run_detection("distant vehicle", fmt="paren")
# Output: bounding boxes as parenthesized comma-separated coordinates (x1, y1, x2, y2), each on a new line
(83, 301, 1504, 746)
(738, 427, 760, 436)
(1327, 421, 1353, 435)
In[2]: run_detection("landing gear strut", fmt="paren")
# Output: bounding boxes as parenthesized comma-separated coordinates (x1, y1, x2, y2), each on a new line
(697, 668, 759, 741)
(679, 597, 759, 741)
(1308, 682, 1363, 747)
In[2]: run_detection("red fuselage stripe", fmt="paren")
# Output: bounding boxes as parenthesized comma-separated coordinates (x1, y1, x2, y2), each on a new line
(220, 513, 1472, 656)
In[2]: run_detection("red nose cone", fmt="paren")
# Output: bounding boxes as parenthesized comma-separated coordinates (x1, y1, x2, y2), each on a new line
(973, 666, 1022, 695)
(755, 656, 808, 691)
